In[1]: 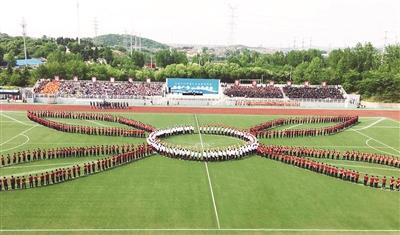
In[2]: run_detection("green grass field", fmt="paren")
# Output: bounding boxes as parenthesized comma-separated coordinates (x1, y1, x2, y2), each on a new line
(0, 111, 399, 235)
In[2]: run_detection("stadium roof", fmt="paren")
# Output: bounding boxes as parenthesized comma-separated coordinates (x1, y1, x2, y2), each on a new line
(16, 58, 44, 67)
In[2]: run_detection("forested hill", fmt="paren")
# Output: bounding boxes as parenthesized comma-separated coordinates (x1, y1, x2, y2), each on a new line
(93, 34, 168, 50)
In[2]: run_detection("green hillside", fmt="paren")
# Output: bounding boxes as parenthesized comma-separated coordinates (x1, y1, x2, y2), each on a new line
(94, 34, 168, 50)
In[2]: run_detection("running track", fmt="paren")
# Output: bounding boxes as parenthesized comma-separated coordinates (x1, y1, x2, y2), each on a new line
(1, 104, 399, 120)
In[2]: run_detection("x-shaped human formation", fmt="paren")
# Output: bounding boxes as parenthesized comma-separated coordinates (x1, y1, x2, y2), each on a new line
(0, 111, 399, 192)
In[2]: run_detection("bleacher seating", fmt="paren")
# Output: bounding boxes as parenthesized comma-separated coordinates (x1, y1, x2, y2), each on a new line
(34, 80, 163, 98)
(224, 85, 283, 98)
(282, 86, 344, 99)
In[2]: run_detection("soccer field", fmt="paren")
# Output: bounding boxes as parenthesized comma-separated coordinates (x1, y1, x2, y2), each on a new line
(0, 110, 399, 235)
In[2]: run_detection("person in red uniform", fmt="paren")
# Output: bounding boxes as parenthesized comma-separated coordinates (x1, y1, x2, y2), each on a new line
(381, 176, 387, 189)
(397, 177, 400, 191)
(389, 176, 395, 190)
(363, 174, 369, 186)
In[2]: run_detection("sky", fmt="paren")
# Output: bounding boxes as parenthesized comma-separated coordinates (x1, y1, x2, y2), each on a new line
(0, 0, 398, 48)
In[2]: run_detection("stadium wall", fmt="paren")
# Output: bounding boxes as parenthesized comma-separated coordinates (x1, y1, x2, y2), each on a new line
(33, 96, 357, 108)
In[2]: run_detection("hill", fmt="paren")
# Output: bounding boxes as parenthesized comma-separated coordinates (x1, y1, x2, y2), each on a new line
(94, 34, 168, 50)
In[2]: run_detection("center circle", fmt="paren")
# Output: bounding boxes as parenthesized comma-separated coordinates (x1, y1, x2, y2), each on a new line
(164, 133, 246, 151)
(147, 126, 259, 161)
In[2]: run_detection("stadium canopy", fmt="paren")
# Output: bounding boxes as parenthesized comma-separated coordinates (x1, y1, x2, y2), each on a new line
(16, 58, 44, 67)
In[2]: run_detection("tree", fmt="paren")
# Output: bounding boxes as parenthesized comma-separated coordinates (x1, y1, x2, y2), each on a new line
(303, 57, 327, 84)
(0, 46, 4, 65)
(130, 51, 145, 68)
(155, 49, 187, 67)
(101, 48, 113, 64)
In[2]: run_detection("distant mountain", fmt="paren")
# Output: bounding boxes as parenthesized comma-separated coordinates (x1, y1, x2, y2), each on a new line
(0, 33, 9, 38)
(93, 34, 168, 50)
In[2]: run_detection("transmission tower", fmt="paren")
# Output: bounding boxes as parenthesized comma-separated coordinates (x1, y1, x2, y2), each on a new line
(384, 30, 388, 47)
(76, 1, 80, 44)
(21, 18, 28, 66)
(130, 33, 133, 55)
(123, 29, 128, 51)
(139, 33, 142, 51)
(228, 5, 237, 46)
(381, 30, 388, 64)
(93, 17, 98, 45)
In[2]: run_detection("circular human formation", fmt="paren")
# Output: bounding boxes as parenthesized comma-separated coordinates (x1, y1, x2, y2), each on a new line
(0, 111, 399, 192)
(147, 125, 259, 161)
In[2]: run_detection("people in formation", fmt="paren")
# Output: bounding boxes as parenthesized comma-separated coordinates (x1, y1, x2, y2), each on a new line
(250, 116, 358, 138)
(27, 111, 152, 137)
(147, 125, 259, 161)
(260, 145, 400, 168)
(257, 144, 400, 191)
(90, 100, 129, 109)
(0, 144, 152, 191)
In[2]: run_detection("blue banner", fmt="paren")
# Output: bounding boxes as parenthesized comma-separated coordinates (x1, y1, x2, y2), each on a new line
(167, 78, 220, 95)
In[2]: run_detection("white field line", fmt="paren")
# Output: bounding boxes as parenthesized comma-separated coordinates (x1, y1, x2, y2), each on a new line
(0, 121, 35, 125)
(0, 125, 37, 147)
(318, 161, 400, 172)
(0, 228, 399, 232)
(353, 117, 386, 130)
(0, 112, 33, 126)
(2, 163, 73, 177)
(2, 162, 86, 170)
(1, 161, 94, 177)
(194, 114, 221, 229)
(284, 123, 302, 130)
(352, 129, 400, 154)
(86, 120, 109, 127)
(0, 134, 30, 152)
(368, 126, 400, 129)
(366, 139, 400, 156)
(301, 145, 394, 149)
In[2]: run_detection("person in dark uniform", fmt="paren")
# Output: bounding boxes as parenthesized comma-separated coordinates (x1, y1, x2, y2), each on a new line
(3, 177, 8, 191)
(29, 175, 34, 188)
(21, 176, 27, 189)
(10, 176, 16, 190)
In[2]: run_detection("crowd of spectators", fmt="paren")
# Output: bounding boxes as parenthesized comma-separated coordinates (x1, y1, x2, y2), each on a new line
(33, 79, 60, 95)
(224, 85, 284, 98)
(282, 86, 344, 99)
(34, 80, 163, 98)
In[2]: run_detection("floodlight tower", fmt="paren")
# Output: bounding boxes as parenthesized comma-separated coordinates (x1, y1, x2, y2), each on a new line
(76, 1, 81, 44)
(228, 4, 237, 46)
(21, 18, 28, 66)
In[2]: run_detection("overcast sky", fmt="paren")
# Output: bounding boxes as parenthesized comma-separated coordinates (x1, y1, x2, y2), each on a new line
(0, 0, 398, 48)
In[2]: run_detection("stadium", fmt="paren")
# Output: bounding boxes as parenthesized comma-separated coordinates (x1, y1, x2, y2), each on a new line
(1, 0, 400, 234)
(1, 76, 399, 235)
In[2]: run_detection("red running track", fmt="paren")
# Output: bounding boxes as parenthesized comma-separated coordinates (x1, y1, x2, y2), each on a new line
(1, 104, 399, 120)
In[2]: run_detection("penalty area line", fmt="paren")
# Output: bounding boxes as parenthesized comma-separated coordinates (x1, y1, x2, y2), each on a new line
(352, 129, 400, 155)
(194, 114, 221, 230)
